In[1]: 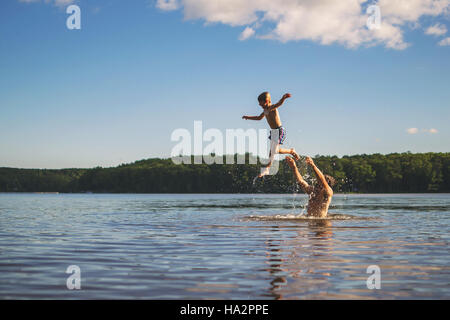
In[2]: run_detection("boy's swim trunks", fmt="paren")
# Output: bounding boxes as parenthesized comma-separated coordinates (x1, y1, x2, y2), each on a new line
(269, 126, 286, 145)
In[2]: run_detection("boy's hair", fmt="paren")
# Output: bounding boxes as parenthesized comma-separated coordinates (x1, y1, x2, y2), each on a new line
(258, 92, 269, 104)
(324, 174, 336, 188)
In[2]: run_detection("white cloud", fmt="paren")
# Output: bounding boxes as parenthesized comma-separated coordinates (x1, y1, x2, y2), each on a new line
(407, 128, 419, 134)
(239, 27, 255, 41)
(155, 0, 450, 49)
(156, 0, 180, 11)
(407, 128, 438, 134)
(379, 0, 450, 23)
(53, 0, 75, 6)
(438, 37, 450, 45)
(425, 23, 448, 36)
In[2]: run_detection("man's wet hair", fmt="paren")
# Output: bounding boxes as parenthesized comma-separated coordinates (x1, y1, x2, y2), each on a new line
(325, 174, 336, 188)
(258, 92, 269, 104)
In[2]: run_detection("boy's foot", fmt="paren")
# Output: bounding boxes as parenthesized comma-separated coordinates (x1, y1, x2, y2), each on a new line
(258, 166, 270, 178)
(290, 149, 300, 160)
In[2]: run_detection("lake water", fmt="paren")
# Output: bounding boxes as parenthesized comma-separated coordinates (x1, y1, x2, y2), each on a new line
(0, 193, 449, 299)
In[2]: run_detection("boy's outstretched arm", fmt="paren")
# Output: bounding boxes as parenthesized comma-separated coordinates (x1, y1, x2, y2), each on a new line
(285, 157, 313, 194)
(242, 112, 264, 120)
(305, 157, 333, 194)
(269, 93, 291, 111)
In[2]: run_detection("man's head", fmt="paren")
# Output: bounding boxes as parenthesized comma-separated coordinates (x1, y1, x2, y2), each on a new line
(305, 156, 336, 190)
(313, 174, 336, 191)
(258, 92, 271, 107)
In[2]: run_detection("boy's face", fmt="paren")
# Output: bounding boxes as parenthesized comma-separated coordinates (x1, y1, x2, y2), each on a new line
(259, 93, 271, 107)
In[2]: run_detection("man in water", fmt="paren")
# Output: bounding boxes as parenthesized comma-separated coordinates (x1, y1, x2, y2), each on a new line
(285, 156, 336, 218)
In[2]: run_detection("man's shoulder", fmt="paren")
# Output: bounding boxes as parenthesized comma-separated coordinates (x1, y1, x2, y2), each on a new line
(317, 188, 333, 198)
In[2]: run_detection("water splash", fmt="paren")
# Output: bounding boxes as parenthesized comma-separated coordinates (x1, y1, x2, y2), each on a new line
(252, 175, 260, 186)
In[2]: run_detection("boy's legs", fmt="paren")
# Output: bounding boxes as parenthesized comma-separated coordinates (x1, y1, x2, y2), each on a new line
(258, 127, 300, 177)
(258, 143, 279, 177)
(258, 127, 299, 177)
(278, 147, 300, 160)
(271, 127, 300, 160)
(259, 147, 299, 177)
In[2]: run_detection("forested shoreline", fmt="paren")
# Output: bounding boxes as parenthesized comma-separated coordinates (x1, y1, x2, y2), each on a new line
(0, 152, 449, 194)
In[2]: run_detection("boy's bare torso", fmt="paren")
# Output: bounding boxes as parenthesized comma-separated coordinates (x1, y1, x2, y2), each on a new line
(263, 107, 282, 129)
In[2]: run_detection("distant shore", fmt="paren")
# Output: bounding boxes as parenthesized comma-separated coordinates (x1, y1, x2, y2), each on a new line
(1, 152, 449, 193)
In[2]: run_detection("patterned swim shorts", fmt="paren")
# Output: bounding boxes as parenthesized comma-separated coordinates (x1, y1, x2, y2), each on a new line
(268, 126, 286, 145)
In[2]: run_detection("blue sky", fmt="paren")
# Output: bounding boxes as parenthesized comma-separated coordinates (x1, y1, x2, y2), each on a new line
(0, 0, 449, 169)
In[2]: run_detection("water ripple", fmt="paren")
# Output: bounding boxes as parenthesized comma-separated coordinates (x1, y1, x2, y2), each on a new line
(0, 193, 449, 299)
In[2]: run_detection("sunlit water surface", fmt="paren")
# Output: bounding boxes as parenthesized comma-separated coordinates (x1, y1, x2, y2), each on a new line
(0, 193, 449, 299)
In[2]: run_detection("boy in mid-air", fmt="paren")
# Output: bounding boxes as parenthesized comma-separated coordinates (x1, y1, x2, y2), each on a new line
(243, 92, 299, 177)
(285, 156, 335, 218)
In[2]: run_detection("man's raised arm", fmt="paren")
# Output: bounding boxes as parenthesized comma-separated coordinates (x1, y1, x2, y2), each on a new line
(285, 157, 313, 194)
(305, 157, 332, 194)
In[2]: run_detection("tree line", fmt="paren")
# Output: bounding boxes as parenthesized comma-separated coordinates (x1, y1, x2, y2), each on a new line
(0, 152, 449, 193)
